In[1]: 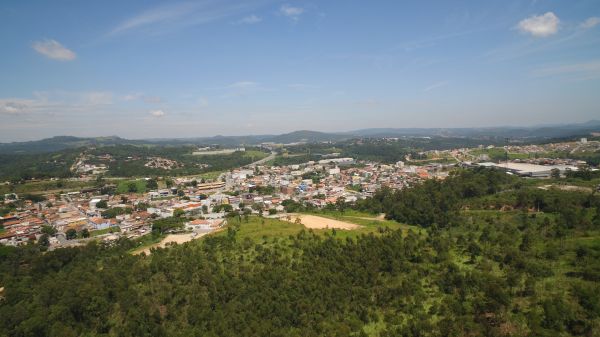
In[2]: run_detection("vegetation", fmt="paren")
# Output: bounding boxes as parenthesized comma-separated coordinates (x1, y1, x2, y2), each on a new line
(0, 149, 80, 181)
(0, 168, 599, 336)
(88, 145, 268, 177)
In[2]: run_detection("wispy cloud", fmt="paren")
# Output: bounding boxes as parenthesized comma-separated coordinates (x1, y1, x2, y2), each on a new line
(235, 14, 262, 24)
(149, 109, 166, 117)
(532, 60, 600, 80)
(110, 1, 271, 35)
(280, 4, 304, 21)
(228, 81, 260, 89)
(580, 17, 600, 30)
(32, 39, 76, 61)
(0, 91, 114, 117)
(197, 97, 209, 107)
(214, 81, 270, 98)
(83, 92, 113, 105)
(424, 81, 449, 92)
(516, 12, 560, 37)
(122, 92, 144, 101)
(287, 83, 319, 90)
(143, 96, 162, 104)
(0, 99, 36, 115)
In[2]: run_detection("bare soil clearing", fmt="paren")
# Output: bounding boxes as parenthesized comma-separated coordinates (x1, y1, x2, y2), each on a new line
(133, 232, 210, 255)
(285, 214, 361, 230)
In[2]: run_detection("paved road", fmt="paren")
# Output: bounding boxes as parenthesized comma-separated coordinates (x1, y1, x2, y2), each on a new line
(248, 151, 277, 167)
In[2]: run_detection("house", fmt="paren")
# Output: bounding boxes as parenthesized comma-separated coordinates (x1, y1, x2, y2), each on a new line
(186, 219, 212, 230)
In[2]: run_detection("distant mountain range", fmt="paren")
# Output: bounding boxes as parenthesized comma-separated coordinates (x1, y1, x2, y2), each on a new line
(1, 121, 599, 154)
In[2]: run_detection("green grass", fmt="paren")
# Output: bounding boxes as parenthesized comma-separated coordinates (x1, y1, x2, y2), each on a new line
(211, 212, 419, 244)
(129, 233, 165, 254)
(308, 210, 419, 236)
(116, 179, 147, 194)
(469, 148, 532, 161)
(243, 150, 268, 160)
(214, 217, 305, 241)
(0, 180, 96, 195)
(90, 226, 121, 237)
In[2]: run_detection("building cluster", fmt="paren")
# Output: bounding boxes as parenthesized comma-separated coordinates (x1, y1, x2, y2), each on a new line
(3, 138, 597, 247)
(0, 156, 452, 247)
(144, 157, 183, 170)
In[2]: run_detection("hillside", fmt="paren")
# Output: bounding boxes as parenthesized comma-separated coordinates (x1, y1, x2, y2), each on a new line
(0, 169, 599, 336)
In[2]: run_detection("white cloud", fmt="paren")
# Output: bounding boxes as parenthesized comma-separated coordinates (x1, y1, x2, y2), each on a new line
(580, 17, 600, 29)
(228, 81, 259, 89)
(32, 39, 76, 61)
(280, 4, 304, 20)
(110, 1, 269, 35)
(533, 60, 600, 80)
(237, 14, 262, 24)
(0, 99, 34, 115)
(424, 81, 449, 92)
(517, 12, 560, 37)
(288, 83, 319, 90)
(123, 92, 144, 101)
(198, 97, 209, 107)
(83, 92, 113, 105)
(143, 96, 162, 104)
(149, 109, 165, 117)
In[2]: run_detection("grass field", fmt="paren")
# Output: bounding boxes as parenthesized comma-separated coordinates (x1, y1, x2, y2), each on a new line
(469, 148, 531, 160)
(116, 179, 147, 194)
(0, 180, 96, 195)
(211, 212, 418, 243)
(90, 226, 121, 237)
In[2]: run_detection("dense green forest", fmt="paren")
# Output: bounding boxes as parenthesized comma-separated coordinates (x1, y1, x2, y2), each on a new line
(278, 138, 504, 165)
(1, 169, 599, 336)
(86, 145, 268, 177)
(0, 150, 80, 181)
(0, 145, 268, 181)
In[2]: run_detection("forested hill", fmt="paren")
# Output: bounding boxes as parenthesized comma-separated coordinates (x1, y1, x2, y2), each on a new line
(1, 169, 599, 336)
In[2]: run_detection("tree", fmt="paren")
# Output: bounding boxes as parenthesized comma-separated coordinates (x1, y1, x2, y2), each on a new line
(550, 168, 561, 179)
(81, 228, 90, 238)
(41, 225, 57, 236)
(146, 178, 158, 190)
(38, 234, 50, 248)
(336, 197, 347, 214)
(165, 179, 174, 188)
(95, 200, 108, 209)
(173, 208, 185, 218)
(66, 229, 77, 240)
(127, 182, 138, 193)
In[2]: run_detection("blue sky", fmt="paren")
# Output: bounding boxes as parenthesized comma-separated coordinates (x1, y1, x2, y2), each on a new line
(0, 0, 599, 141)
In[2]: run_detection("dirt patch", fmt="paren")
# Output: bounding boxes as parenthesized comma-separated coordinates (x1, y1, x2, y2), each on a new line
(285, 214, 361, 230)
(133, 232, 209, 255)
(538, 184, 592, 193)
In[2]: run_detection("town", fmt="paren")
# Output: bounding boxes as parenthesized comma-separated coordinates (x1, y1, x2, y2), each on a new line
(2, 137, 598, 249)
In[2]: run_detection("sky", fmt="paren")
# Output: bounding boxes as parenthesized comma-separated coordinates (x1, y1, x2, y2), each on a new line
(0, 0, 599, 142)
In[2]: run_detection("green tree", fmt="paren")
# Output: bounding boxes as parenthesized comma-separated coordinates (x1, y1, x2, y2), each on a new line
(95, 200, 108, 209)
(38, 234, 50, 248)
(127, 182, 138, 193)
(146, 178, 158, 190)
(41, 225, 57, 236)
(65, 229, 77, 240)
(173, 208, 185, 218)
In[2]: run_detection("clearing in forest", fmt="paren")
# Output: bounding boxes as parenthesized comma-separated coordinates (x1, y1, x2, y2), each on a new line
(284, 214, 361, 230)
(133, 232, 210, 255)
